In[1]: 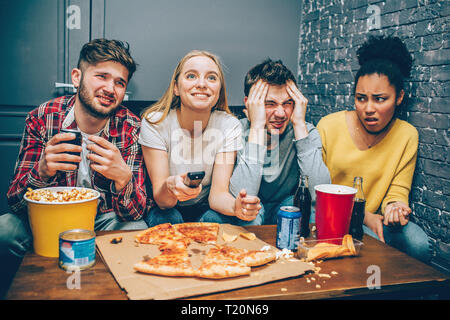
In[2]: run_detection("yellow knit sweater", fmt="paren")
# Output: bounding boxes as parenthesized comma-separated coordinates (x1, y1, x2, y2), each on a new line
(317, 110, 418, 215)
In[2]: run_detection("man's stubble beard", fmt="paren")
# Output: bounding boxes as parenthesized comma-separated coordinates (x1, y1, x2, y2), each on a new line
(77, 77, 119, 119)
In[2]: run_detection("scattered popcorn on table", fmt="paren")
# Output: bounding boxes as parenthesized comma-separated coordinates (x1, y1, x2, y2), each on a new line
(276, 248, 294, 260)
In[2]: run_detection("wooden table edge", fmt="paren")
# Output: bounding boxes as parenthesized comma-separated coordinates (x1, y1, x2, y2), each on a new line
(6, 225, 450, 300)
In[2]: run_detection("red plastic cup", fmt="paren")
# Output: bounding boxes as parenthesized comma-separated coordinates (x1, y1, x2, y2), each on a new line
(314, 184, 357, 241)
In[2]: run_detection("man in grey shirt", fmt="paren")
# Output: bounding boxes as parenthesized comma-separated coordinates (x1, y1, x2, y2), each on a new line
(203, 59, 330, 225)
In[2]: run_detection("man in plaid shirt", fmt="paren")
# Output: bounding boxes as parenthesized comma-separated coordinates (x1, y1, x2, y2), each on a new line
(0, 39, 151, 295)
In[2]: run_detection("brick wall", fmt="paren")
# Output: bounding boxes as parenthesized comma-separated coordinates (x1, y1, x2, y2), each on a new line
(298, 0, 449, 270)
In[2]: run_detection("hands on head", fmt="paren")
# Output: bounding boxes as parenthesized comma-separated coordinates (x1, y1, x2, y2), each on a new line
(244, 79, 269, 128)
(285, 80, 308, 127)
(244, 79, 308, 134)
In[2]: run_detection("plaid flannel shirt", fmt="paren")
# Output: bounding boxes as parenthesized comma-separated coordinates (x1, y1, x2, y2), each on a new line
(7, 95, 152, 221)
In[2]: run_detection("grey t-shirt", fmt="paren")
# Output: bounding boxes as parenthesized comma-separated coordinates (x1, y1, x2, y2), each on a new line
(76, 130, 102, 188)
(229, 118, 331, 204)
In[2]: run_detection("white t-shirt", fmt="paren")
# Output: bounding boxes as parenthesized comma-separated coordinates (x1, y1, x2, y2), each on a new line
(139, 109, 243, 206)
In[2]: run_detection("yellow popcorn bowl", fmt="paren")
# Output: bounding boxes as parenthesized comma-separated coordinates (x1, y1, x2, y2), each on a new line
(24, 187, 100, 257)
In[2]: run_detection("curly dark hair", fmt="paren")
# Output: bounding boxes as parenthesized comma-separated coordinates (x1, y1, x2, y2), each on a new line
(244, 58, 296, 96)
(354, 35, 413, 94)
(77, 38, 137, 81)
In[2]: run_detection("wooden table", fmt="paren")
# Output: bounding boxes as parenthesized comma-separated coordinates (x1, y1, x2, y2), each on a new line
(6, 225, 449, 300)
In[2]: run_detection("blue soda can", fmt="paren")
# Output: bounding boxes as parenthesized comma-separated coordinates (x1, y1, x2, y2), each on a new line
(276, 206, 302, 251)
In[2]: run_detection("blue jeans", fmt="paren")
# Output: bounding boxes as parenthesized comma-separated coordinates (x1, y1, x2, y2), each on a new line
(199, 195, 297, 226)
(0, 213, 32, 259)
(0, 210, 147, 296)
(0, 211, 147, 259)
(145, 203, 228, 227)
(146, 201, 266, 227)
(362, 222, 431, 264)
(199, 207, 264, 226)
(260, 195, 295, 225)
(145, 206, 186, 226)
(93, 211, 148, 231)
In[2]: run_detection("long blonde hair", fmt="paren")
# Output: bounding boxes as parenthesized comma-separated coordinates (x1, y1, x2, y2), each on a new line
(142, 50, 230, 124)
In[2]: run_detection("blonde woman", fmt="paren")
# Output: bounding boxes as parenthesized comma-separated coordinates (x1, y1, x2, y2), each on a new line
(139, 50, 262, 226)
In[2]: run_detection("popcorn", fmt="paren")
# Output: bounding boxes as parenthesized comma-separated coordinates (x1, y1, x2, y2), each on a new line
(25, 188, 96, 202)
(276, 248, 294, 260)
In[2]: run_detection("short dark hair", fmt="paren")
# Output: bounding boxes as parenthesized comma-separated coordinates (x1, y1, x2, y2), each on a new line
(355, 35, 412, 95)
(244, 58, 296, 96)
(77, 38, 137, 81)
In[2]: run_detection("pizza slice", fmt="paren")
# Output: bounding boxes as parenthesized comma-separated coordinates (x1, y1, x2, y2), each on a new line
(133, 247, 196, 277)
(207, 244, 245, 261)
(210, 244, 277, 267)
(174, 222, 219, 244)
(135, 223, 191, 250)
(195, 259, 251, 279)
(195, 246, 250, 279)
(238, 249, 277, 267)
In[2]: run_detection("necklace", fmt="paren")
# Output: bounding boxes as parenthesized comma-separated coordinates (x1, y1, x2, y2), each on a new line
(356, 126, 383, 148)
(353, 113, 393, 149)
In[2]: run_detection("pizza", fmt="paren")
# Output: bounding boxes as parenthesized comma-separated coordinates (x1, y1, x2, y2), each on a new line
(196, 256, 251, 279)
(239, 249, 277, 267)
(134, 223, 277, 279)
(135, 223, 191, 250)
(133, 247, 196, 277)
(205, 245, 277, 267)
(195, 245, 251, 279)
(207, 245, 245, 261)
(194, 245, 276, 279)
(174, 222, 219, 244)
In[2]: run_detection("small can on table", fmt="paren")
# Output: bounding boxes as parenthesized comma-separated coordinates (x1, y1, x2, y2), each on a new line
(276, 206, 301, 251)
(59, 229, 96, 270)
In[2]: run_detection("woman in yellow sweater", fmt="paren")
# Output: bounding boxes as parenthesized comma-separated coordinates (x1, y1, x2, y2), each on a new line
(317, 35, 430, 263)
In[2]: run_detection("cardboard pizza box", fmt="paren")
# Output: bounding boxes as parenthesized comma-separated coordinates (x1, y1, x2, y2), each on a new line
(96, 224, 313, 300)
